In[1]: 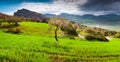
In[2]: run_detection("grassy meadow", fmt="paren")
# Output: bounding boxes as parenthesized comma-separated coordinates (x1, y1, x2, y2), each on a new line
(0, 22, 120, 62)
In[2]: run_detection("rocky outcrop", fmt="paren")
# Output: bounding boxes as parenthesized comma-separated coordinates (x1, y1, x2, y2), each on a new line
(14, 9, 48, 23)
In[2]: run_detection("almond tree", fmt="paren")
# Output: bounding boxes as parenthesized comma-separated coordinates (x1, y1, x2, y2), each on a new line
(48, 17, 62, 42)
(49, 17, 78, 42)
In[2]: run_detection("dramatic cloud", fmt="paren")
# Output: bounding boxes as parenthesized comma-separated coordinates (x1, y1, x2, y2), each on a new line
(80, 0, 120, 15)
(4, 0, 120, 16)
(18, 0, 88, 15)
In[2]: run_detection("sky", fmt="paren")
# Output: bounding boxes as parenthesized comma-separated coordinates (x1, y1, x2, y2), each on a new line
(0, 0, 120, 16)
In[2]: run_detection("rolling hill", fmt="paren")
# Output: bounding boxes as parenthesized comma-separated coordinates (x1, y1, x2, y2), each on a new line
(0, 9, 120, 62)
(0, 22, 120, 62)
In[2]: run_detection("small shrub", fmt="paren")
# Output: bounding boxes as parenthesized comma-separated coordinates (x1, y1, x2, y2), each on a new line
(114, 33, 120, 38)
(5, 27, 21, 34)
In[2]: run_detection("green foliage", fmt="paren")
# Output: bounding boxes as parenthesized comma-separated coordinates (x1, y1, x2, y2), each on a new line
(0, 22, 120, 61)
(0, 29, 120, 62)
(114, 33, 120, 38)
(0, 18, 4, 25)
(0, 13, 120, 61)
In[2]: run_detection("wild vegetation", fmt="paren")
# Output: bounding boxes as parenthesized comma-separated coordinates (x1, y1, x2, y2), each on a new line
(48, 17, 78, 42)
(0, 12, 120, 62)
(0, 22, 120, 62)
(78, 25, 120, 42)
(0, 13, 29, 26)
(1, 13, 120, 41)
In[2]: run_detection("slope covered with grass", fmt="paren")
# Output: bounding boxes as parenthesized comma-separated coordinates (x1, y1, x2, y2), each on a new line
(0, 22, 120, 62)
(20, 22, 63, 37)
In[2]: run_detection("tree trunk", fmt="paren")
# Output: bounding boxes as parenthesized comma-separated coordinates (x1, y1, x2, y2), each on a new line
(55, 27, 59, 42)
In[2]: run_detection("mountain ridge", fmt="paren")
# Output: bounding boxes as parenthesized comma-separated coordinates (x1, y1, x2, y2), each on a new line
(14, 9, 48, 23)
(45, 13, 120, 31)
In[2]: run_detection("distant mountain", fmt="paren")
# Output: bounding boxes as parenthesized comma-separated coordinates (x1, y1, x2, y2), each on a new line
(45, 13, 120, 31)
(44, 14, 57, 18)
(45, 13, 79, 19)
(14, 9, 48, 22)
(82, 14, 120, 21)
(47, 13, 120, 20)
(45, 13, 120, 25)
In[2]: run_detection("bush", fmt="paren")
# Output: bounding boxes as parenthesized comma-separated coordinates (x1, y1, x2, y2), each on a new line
(114, 33, 120, 38)
(83, 27, 103, 36)
(5, 27, 21, 34)
(83, 28, 95, 34)
(103, 31, 117, 36)
(80, 27, 109, 42)
(84, 34, 109, 42)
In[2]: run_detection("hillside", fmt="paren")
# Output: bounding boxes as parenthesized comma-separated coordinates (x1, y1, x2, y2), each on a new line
(0, 22, 120, 62)
(0, 9, 120, 62)
(1, 10, 120, 41)
(1, 0, 120, 62)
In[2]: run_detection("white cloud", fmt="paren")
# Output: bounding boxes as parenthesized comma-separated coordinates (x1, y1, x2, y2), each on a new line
(18, 0, 87, 15)
(3, 0, 119, 16)
(2, 11, 13, 15)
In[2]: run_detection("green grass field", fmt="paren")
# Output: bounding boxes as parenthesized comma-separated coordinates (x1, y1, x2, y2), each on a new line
(0, 22, 120, 62)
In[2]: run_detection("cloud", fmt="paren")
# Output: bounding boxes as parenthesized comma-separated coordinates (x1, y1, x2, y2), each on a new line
(5, 0, 120, 16)
(80, 0, 120, 15)
(18, 0, 88, 15)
